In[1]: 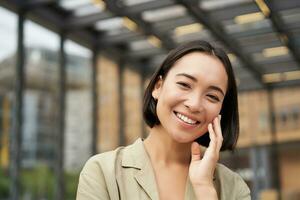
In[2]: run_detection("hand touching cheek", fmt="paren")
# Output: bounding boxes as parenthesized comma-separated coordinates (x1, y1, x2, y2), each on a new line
(189, 115, 223, 199)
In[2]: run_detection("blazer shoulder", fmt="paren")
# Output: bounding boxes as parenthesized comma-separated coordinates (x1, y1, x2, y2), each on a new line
(77, 147, 124, 200)
(81, 147, 124, 175)
(216, 163, 238, 178)
(216, 163, 251, 199)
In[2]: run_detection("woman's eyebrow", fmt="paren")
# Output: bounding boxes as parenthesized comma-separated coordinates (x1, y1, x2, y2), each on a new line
(176, 73, 197, 82)
(208, 86, 225, 96)
(176, 73, 225, 96)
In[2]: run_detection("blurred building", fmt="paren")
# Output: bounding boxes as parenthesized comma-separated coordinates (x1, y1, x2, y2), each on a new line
(0, 0, 300, 200)
(0, 47, 92, 171)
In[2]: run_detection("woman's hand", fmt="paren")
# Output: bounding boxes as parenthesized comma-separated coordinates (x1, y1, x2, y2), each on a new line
(189, 115, 223, 199)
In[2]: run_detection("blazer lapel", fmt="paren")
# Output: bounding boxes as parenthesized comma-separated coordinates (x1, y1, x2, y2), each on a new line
(134, 163, 159, 200)
(122, 138, 159, 200)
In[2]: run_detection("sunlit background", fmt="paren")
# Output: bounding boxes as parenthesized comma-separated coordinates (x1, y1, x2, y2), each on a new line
(0, 0, 300, 200)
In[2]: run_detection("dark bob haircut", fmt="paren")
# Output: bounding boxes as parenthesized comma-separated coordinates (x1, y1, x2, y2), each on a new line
(143, 40, 239, 151)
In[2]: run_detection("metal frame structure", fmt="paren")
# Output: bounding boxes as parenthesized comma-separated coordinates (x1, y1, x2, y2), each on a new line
(55, 32, 66, 200)
(118, 56, 126, 146)
(10, 8, 25, 200)
(2, 0, 300, 200)
(2, 0, 300, 91)
(92, 47, 99, 155)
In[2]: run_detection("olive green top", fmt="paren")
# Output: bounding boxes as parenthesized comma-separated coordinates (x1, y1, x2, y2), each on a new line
(76, 138, 250, 200)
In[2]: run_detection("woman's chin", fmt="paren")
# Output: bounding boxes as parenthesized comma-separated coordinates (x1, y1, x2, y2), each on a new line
(170, 130, 207, 144)
(171, 133, 197, 144)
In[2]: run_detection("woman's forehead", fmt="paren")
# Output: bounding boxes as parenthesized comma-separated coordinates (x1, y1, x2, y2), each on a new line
(169, 53, 226, 75)
(165, 52, 228, 91)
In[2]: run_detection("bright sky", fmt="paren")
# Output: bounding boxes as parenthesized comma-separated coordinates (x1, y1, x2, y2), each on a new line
(0, 6, 91, 62)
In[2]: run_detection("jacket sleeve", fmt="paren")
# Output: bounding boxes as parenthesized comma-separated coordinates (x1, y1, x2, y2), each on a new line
(76, 156, 110, 200)
(234, 174, 251, 200)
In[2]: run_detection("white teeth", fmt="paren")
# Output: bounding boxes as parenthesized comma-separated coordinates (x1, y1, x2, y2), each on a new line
(176, 112, 197, 125)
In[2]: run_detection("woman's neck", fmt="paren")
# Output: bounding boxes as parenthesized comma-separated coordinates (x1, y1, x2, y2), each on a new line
(144, 126, 191, 166)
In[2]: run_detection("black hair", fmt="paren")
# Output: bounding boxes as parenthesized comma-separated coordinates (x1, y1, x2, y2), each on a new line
(143, 40, 239, 151)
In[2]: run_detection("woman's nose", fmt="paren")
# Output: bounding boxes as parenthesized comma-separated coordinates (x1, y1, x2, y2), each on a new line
(184, 96, 204, 113)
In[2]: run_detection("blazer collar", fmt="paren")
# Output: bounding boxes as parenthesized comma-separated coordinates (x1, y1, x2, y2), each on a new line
(121, 138, 218, 200)
(121, 138, 159, 200)
(121, 138, 145, 169)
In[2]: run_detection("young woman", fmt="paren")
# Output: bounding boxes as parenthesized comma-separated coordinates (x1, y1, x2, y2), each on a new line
(76, 41, 250, 200)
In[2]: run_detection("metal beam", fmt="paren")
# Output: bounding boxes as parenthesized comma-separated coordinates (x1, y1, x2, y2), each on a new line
(139, 59, 150, 139)
(25, 0, 56, 8)
(103, 0, 176, 50)
(91, 47, 99, 154)
(262, 0, 300, 69)
(208, 2, 258, 21)
(118, 56, 126, 146)
(55, 32, 66, 200)
(124, 0, 174, 14)
(10, 8, 25, 200)
(267, 86, 282, 199)
(63, 0, 175, 30)
(0, 0, 96, 49)
(228, 26, 274, 38)
(268, 0, 300, 12)
(1, 0, 57, 11)
(28, 6, 65, 30)
(65, 11, 113, 30)
(0, 0, 22, 12)
(152, 15, 195, 32)
(177, 0, 265, 87)
(98, 32, 144, 46)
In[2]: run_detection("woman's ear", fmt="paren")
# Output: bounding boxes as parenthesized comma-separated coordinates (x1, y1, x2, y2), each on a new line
(152, 77, 163, 99)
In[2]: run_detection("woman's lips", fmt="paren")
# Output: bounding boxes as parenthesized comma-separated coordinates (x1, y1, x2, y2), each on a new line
(173, 111, 200, 129)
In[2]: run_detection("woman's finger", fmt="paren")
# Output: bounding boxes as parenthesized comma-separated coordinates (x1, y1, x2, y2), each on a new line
(191, 142, 201, 162)
(213, 115, 223, 151)
(207, 122, 217, 153)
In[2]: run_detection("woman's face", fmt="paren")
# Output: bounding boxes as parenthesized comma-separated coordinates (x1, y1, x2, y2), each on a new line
(152, 52, 228, 143)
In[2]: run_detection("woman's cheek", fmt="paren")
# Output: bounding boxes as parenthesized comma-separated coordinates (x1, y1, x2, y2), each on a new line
(206, 104, 221, 122)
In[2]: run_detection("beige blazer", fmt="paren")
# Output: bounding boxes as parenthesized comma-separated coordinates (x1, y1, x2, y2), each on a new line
(76, 138, 251, 200)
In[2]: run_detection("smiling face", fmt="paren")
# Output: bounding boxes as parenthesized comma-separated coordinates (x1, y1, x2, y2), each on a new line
(152, 52, 228, 143)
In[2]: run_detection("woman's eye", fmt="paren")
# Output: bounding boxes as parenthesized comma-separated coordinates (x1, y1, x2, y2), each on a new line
(208, 95, 220, 102)
(176, 82, 191, 89)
